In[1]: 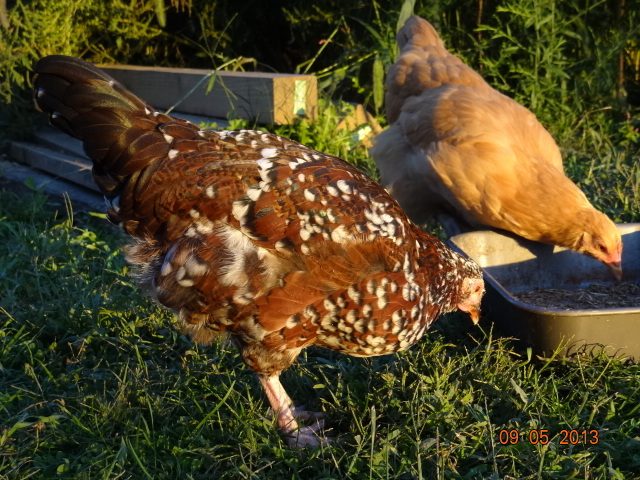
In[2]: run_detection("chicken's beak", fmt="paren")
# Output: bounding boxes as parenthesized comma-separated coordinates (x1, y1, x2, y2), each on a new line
(468, 307, 480, 325)
(458, 277, 484, 325)
(607, 261, 623, 282)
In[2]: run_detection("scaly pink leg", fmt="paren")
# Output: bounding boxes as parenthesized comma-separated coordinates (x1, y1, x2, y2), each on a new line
(258, 374, 328, 448)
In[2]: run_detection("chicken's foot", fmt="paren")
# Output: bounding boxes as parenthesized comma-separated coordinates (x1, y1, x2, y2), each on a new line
(259, 374, 329, 448)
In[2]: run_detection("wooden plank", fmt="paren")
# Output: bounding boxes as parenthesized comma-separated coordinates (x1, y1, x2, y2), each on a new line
(34, 127, 85, 157)
(9, 142, 98, 192)
(172, 112, 229, 128)
(0, 159, 105, 211)
(100, 64, 317, 125)
(33, 113, 228, 158)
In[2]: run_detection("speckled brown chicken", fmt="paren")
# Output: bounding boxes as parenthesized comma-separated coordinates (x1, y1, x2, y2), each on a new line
(371, 16, 623, 280)
(33, 55, 484, 447)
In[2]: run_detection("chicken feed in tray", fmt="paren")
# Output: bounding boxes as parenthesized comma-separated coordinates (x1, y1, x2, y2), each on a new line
(515, 282, 640, 310)
(448, 224, 640, 360)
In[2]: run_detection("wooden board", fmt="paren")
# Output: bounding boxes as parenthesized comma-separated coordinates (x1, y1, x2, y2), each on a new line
(34, 127, 85, 157)
(14, 113, 233, 195)
(172, 112, 229, 129)
(9, 142, 97, 192)
(0, 159, 105, 211)
(100, 64, 317, 125)
(32, 113, 229, 159)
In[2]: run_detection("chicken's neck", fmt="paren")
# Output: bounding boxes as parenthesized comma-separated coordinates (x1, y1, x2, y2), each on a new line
(410, 231, 470, 316)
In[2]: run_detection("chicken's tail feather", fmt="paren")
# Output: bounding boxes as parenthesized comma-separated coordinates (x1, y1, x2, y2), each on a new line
(33, 55, 197, 197)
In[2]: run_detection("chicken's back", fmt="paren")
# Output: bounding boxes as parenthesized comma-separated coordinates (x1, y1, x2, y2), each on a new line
(385, 16, 487, 123)
(373, 84, 567, 226)
(34, 55, 482, 362)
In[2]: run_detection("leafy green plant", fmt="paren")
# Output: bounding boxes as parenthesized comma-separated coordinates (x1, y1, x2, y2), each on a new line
(0, 0, 249, 146)
(273, 99, 377, 177)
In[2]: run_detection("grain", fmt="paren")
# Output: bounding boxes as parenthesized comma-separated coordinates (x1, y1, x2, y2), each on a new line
(516, 282, 640, 309)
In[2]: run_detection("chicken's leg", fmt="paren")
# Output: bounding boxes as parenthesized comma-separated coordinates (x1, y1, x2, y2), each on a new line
(259, 374, 328, 448)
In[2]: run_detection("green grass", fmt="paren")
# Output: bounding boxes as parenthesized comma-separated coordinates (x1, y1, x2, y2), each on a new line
(1, 100, 639, 479)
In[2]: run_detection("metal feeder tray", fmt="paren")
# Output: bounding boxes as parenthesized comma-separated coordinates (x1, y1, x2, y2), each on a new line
(448, 224, 640, 360)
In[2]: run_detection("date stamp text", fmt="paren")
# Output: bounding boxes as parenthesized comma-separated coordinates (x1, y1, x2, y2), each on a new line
(498, 429, 600, 446)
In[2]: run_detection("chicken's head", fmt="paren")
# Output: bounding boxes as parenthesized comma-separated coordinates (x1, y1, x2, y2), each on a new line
(576, 210, 623, 281)
(453, 257, 485, 324)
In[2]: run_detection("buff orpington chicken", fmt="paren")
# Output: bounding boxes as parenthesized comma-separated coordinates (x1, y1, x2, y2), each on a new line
(371, 16, 623, 280)
(33, 55, 485, 448)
